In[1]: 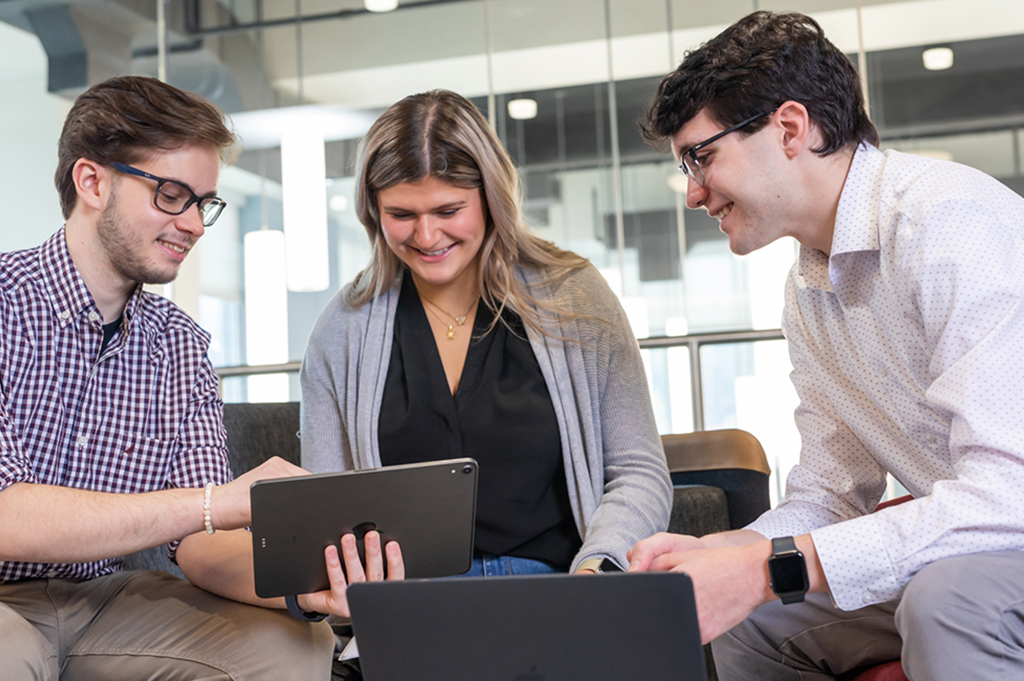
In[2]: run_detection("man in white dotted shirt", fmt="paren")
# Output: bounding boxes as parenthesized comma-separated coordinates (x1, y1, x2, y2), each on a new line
(630, 10, 1024, 681)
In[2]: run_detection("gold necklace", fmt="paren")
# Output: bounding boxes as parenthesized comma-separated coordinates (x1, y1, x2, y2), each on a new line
(420, 296, 479, 341)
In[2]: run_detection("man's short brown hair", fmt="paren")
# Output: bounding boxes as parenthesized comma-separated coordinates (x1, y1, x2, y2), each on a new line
(55, 76, 238, 219)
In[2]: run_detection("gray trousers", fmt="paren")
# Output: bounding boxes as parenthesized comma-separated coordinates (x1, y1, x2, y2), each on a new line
(0, 570, 335, 681)
(711, 551, 1024, 680)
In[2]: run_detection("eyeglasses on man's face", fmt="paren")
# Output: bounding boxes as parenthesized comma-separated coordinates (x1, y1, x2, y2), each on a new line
(677, 110, 775, 187)
(111, 162, 227, 227)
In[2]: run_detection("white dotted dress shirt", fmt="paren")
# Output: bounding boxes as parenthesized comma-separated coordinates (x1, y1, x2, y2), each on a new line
(747, 144, 1024, 611)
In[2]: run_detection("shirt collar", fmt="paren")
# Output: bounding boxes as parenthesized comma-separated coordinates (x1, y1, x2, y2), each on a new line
(797, 245, 832, 292)
(832, 143, 885, 256)
(121, 281, 144, 327)
(797, 143, 886, 293)
(39, 226, 144, 328)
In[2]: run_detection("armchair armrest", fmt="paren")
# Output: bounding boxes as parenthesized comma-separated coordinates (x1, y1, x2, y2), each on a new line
(662, 429, 772, 530)
(662, 429, 771, 476)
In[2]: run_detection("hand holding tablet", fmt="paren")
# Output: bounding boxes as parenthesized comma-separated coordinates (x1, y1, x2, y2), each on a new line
(250, 458, 478, 599)
(287, 528, 405, 620)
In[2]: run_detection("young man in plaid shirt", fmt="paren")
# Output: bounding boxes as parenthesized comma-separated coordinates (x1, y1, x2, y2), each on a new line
(0, 76, 402, 679)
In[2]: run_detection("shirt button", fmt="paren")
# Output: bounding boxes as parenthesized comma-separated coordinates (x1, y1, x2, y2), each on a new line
(45, 570, 58, 578)
(862, 592, 873, 604)
(925, 433, 937, 444)
(77, 436, 88, 448)
(88, 311, 99, 322)
(60, 310, 70, 320)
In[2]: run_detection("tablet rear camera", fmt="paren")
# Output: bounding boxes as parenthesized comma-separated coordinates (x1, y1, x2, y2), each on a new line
(462, 464, 473, 475)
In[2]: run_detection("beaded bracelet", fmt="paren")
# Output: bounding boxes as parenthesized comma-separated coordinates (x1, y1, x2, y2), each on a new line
(203, 482, 215, 535)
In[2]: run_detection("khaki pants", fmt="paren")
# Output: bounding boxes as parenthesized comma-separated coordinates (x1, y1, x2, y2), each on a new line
(0, 570, 335, 681)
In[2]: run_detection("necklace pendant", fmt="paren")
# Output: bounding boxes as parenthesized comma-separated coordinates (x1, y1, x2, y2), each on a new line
(446, 325, 455, 340)
(455, 315, 467, 326)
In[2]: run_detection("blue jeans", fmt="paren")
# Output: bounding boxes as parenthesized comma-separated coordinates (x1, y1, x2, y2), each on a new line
(457, 552, 565, 577)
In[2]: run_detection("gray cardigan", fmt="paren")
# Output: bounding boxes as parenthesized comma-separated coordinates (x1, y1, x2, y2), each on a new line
(300, 263, 671, 571)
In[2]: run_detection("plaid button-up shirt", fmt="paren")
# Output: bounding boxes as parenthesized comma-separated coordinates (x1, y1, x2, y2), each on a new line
(0, 228, 233, 583)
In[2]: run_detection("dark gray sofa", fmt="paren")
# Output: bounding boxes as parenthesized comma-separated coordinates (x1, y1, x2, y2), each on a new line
(122, 402, 303, 576)
(124, 403, 770, 681)
(125, 404, 767, 571)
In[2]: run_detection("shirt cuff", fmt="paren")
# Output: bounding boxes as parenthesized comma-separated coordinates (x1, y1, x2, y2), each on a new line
(811, 513, 901, 611)
(167, 538, 183, 565)
(0, 458, 38, 493)
(745, 507, 817, 540)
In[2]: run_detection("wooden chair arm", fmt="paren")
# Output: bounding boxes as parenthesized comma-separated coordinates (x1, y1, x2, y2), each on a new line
(661, 429, 771, 476)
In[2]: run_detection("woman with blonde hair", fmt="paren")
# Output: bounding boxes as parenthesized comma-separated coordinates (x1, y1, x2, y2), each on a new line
(301, 89, 670, 576)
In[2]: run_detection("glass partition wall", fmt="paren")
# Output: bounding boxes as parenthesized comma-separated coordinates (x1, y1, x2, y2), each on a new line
(3, 0, 1022, 502)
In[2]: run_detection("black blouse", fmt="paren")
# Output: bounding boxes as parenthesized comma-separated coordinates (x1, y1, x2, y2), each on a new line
(378, 274, 581, 568)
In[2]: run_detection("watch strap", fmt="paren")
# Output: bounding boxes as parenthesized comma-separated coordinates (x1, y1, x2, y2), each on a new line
(777, 590, 805, 605)
(771, 536, 798, 554)
(285, 594, 328, 622)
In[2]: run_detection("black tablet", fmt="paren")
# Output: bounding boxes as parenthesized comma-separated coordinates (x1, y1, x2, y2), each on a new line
(250, 458, 478, 599)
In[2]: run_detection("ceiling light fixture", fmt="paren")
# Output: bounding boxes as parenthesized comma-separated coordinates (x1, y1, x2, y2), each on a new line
(231, 105, 377, 150)
(922, 47, 954, 71)
(365, 0, 398, 12)
(507, 98, 538, 120)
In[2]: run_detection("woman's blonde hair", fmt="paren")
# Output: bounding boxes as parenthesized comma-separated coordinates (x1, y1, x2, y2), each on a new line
(348, 89, 586, 336)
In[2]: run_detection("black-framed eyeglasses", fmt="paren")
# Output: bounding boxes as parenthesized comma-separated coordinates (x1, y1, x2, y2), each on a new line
(678, 110, 775, 187)
(112, 162, 227, 227)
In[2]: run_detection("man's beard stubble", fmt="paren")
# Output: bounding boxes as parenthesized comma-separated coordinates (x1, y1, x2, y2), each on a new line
(96, 188, 182, 286)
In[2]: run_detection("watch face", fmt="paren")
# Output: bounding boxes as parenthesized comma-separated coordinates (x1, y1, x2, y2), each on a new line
(769, 553, 808, 593)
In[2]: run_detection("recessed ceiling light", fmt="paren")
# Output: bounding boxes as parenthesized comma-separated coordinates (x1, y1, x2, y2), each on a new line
(922, 47, 954, 71)
(365, 0, 397, 12)
(230, 104, 377, 150)
(507, 98, 538, 120)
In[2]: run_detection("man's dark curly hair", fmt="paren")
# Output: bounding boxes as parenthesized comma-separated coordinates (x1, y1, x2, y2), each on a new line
(640, 11, 878, 156)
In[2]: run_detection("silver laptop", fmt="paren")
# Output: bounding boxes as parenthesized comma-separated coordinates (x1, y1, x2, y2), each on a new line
(346, 571, 707, 681)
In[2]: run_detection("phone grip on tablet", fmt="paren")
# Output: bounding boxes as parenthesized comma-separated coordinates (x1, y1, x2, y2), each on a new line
(285, 594, 328, 622)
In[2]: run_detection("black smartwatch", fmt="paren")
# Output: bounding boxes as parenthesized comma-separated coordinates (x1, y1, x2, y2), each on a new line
(768, 536, 809, 604)
(285, 594, 328, 622)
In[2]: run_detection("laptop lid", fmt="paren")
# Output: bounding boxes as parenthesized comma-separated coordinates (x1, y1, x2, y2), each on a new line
(347, 572, 707, 681)
(250, 458, 478, 598)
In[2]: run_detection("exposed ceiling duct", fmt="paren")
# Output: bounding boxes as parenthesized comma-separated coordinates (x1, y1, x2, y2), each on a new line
(0, 0, 263, 111)
(21, 2, 138, 97)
